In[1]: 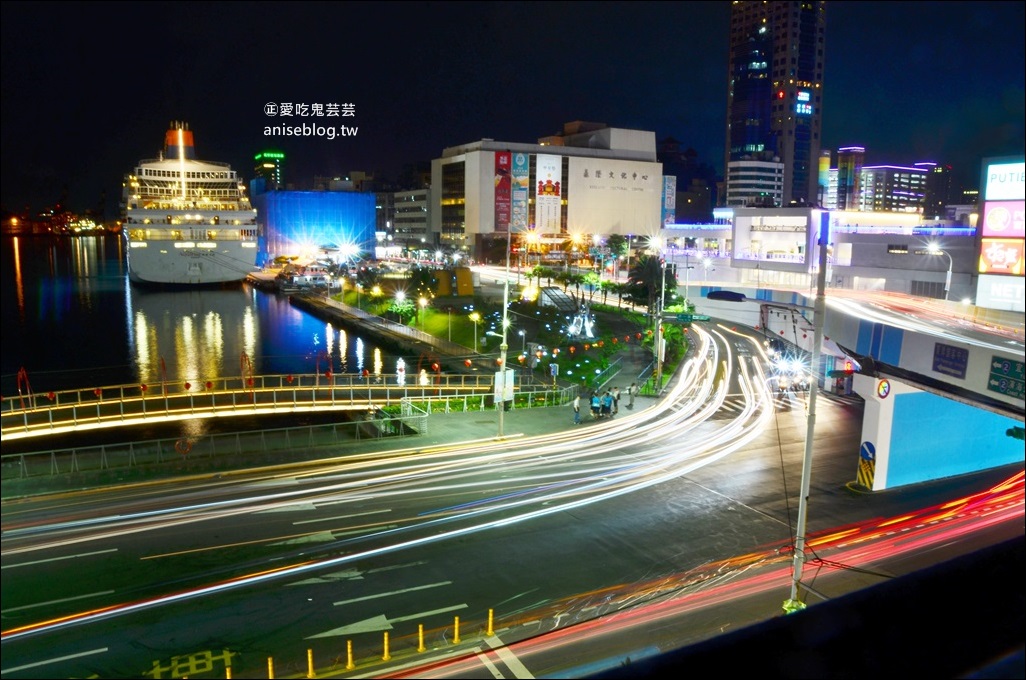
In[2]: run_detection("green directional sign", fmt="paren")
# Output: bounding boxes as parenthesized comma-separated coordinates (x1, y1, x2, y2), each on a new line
(676, 313, 693, 322)
(988, 356, 1025, 400)
(692, 314, 711, 321)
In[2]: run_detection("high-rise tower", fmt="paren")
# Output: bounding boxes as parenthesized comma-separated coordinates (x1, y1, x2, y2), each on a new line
(725, 1, 826, 206)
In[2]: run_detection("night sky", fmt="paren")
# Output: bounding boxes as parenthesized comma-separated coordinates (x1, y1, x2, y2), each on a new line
(2, 1, 1023, 218)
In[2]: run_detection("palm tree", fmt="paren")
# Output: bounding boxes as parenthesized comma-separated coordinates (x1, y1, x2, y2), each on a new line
(625, 254, 675, 313)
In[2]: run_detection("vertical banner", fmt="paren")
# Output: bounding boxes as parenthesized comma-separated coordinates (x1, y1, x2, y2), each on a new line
(511, 152, 530, 233)
(662, 175, 677, 225)
(494, 151, 511, 233)
(535, 154, 562, 232)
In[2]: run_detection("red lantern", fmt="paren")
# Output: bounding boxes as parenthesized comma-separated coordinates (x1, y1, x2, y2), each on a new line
(780, 330, 785, 335)
(612, 337, 618, 344)
(583, 344, 590, 351)
(205, 381, 213, 390)
(94, 388, 102, 397)
(140, 384, 147, 392)
(246, 377, 254, 387)
(553, 348, 560, 355)
(47, 391, 56, 401)
(624, 336, 630, 342)
(569, 346, 575, 354)
(636, 332, 642, 339)
(325, 370, 333, 379)
(496, 358, 503, 366)
(184, 382, 191, 391)
(432, 363, 440, 372)
(465, 359, 472, 367)
(755, 325, 761, 330)
(286, 375, 294, 384)
(518, 355, 525, 363)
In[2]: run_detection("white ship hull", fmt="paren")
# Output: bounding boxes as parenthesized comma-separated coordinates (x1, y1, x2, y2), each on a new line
(121, 123, 261, 287)
(126, 238, 259, 285)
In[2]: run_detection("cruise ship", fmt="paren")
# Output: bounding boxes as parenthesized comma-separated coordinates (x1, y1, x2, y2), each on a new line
(122, 122, 260, 285)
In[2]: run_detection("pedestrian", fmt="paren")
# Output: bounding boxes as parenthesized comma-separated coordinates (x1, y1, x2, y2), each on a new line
(591, 392, 601, 418)
(612, 386, 620, 414)
(572, 393, 581, 424)
(601, 390, 613, 418)
(628, 382, 637, 409)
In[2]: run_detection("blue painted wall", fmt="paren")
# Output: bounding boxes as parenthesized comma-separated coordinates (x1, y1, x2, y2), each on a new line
(887, 391, 1024, 487)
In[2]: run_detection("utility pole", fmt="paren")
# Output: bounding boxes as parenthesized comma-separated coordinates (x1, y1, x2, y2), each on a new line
(784, 211, 829, 614)
(497, 231, 512, 438)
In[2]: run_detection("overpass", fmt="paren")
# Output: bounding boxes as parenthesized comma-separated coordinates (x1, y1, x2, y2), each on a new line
(693, 285, 1025, 491)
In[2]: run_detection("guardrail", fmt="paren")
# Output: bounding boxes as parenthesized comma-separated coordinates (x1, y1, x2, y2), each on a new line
(0, 372, 499, 439)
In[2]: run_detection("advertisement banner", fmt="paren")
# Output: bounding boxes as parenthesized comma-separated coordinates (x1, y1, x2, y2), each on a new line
(511, 152, 530, 232)
(982, 200, 1025, 238)
(984, 161, 1025, 201)
(494, 151, 511, 233)
(535, 154, 562, 232)
(978, 238, 1025, 276)
(662, 175, 677, 225)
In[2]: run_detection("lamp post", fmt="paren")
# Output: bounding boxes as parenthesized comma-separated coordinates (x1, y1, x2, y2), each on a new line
(653, 258, 666, 393)
(447, 307, 452, 342)
(518, 329, 526, 354)
(927, 244, 953, 301)
(469, 312, 480, 352)
(418, 297, 428, 329)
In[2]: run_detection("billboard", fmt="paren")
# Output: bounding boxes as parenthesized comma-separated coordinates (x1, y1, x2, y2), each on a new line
(566, 157, 662, 233)
(662, 175, 677, 225)
(981, 200, 1025, 238)
(535, 154, 562, 232)
(976, 158, 1025, 312)
(511, 152, 530, 232)
(494, 151, 511, 233)
(984, 161, 1025, 201)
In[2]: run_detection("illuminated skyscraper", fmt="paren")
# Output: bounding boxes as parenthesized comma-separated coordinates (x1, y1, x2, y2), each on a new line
(725, 1, 826, 206)
(253, 150, 285, 192)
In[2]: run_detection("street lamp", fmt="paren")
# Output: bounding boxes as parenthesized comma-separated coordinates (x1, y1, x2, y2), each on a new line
(496, 227, 512, 438)
(418, 297, 428, 329)
(469, 312, 481, 352)
(518, 329, 526, 354)
(927, 244, 953, 301)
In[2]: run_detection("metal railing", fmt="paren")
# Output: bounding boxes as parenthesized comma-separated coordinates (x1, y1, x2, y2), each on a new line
(1, 373, 496, 439)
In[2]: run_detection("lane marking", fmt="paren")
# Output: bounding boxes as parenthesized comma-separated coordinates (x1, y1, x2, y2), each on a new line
(333, 581, 452, 606)
(1, 548, 117, 570)
(2, 590, 115, 614)
(1, 647, 108, 673)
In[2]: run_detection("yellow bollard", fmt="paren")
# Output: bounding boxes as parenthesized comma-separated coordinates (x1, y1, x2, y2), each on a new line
(418, 623, 426, 652)
(453, 615, 461, 644)
(267, 657, 274, 679)
(383, 631, 392, 661)
(487, 609, 494, 637)
(226, 667, 232, 679)
(346, 640, 355, 670)
(306, 648, 316, 678)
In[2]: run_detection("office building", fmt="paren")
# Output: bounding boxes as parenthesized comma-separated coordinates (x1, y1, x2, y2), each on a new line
(431, 121, 664, 261)
(725, 1, 826, 206)
(253, 151, 285, 193)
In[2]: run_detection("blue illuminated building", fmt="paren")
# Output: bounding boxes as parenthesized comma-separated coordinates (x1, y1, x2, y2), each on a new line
(252, 191, 377, 265)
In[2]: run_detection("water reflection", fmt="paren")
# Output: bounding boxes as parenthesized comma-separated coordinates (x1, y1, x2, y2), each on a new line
(1, 235, 395, 396)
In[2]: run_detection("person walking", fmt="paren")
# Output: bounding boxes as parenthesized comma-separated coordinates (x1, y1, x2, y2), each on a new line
(572, 393, 581, 424)
(601, 390, 613, 418)
(591, 392, 601, 419)
(612, 386, 621, 415)
(628, 382, 637, 409)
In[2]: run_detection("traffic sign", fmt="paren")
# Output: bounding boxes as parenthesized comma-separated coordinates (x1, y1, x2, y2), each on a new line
(676, 313, 693, 322)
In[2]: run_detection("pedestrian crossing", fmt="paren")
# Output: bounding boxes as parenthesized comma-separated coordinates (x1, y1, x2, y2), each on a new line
(715, 390, 864, 417)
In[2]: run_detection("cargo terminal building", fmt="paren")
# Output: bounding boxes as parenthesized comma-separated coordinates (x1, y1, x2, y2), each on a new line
(430, 121, 670, 262)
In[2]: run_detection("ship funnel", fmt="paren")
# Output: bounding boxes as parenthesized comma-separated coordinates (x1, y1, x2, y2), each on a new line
(164, 121, 196, 160)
